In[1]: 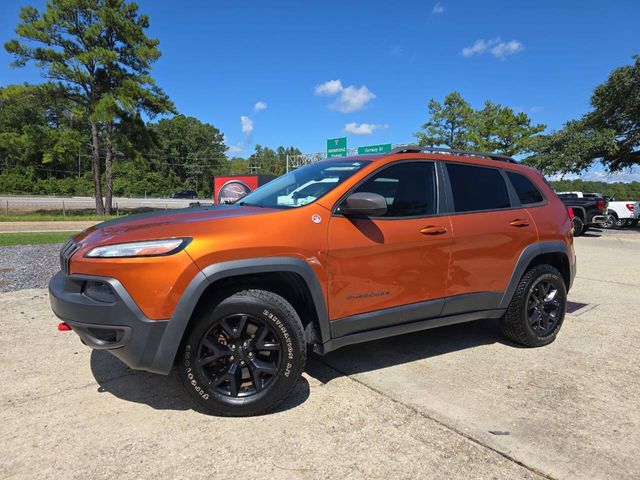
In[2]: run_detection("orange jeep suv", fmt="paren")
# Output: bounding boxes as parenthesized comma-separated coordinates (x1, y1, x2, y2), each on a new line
(49, 146, 575, 416)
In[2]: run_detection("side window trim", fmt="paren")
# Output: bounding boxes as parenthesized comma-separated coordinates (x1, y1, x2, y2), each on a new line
(501, 169, 522, 208)
(331, 159, 445, 219)
(442, 161, 516, 215)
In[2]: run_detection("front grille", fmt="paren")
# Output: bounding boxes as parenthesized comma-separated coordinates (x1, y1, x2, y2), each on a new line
(60, 239, 80, 275)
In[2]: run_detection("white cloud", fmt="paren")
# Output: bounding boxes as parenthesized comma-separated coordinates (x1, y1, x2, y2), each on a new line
(461, 38, 523, 60)
(314, 79, 376, 113)
(240, 116, 253, 136)
(530, 106, 544, 113)
(253, 101, 267, 112)
(223, 134, 246, 155)
(432, 2, 445, 14)
(314, 79, 343, 96)
(228, 145, 245, 154)
(490, 40, 523, 59)
(333, 86, 376, 113)
(343, 122, 388, 135)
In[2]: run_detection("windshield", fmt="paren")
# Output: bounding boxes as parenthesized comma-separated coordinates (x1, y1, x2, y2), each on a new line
(236, 160, 370, 208)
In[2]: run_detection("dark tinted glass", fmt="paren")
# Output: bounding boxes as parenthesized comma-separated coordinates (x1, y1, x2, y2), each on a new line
(446, 163, 510, 212)
(353, 162, 437, 217)
(506, 171, 544, 205)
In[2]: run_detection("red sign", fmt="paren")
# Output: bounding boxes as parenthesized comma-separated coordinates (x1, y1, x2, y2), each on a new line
(213, 175, 275, 204)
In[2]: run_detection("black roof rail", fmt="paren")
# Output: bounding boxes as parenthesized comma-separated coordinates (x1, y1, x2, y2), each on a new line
(388, 145, 517, 164)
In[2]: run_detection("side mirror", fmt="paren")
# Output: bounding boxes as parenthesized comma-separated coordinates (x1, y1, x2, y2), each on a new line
(340, 192, 387, 217)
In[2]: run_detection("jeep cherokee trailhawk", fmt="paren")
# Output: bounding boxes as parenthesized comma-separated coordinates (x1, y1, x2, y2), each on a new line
(50, 146, 575, 416)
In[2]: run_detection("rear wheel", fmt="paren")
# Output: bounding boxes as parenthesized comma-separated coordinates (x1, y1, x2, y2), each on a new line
(178, 289, 306, 416)
(500, 265, 567, 347)
(615, 217, 628, 228)
(630, 219, 639, 227)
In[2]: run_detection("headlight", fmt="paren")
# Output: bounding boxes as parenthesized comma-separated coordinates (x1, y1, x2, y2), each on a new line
(85, 238, 191, 258)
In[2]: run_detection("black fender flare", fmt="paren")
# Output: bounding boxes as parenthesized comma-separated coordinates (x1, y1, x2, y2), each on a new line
(150, 257, 329, 374)
(498, 241, 573, 309)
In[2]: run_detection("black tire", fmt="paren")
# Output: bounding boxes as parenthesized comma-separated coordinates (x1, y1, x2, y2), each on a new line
(630, 219, 639, 227)
(572, 216, 585, 236)
(500, 265, 567, 347)
(602, 212, 617, 229)
(178, 289, 306, 416)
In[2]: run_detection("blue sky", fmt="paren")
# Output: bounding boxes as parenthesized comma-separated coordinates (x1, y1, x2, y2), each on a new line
(1, 0, 639, 180)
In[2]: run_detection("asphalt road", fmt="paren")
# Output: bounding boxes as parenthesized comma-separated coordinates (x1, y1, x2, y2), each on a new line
(0, 195, 195, 212)
(0, 233, 639, 479)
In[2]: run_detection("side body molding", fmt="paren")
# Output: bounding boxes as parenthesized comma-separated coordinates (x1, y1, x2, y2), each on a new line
(498, 241, 572, 309)
(150, 257, 329, 374)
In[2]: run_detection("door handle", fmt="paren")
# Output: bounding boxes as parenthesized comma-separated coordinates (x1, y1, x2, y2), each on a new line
(420, 225, 448, 235)
(510, 219, 530, 227)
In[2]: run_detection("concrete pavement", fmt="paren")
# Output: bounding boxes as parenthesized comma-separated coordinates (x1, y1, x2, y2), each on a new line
(0, 232, 638, 478)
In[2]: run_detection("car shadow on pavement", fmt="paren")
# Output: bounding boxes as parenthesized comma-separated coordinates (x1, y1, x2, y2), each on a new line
(89, 349, 311, 415)
(307, 318, 512, 384)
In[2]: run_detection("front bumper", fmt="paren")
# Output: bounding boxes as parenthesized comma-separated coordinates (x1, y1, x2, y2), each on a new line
(49, 271, 169, 373)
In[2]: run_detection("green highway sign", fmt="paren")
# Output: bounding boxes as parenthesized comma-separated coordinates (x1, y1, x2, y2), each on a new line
(327, 137, 347, 158)
(357, 143, 392, 155)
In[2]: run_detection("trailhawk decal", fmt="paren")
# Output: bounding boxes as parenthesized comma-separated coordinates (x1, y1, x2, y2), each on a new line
(347, 290, 390, 300)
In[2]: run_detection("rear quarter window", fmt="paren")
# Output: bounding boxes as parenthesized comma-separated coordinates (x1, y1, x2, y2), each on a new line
(506, 171, 544, 205)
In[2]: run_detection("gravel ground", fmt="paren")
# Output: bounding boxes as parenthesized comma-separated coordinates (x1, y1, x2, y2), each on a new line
(0, 243, 61, 293)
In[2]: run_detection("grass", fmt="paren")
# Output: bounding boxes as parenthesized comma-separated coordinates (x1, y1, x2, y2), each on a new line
(0, 231, 78, 246)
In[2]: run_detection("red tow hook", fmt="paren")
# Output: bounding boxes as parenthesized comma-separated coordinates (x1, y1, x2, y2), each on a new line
(57, 322, 72, 332)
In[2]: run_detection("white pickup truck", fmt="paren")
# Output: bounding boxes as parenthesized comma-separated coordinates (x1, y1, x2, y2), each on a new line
(558, 191, 639, 228)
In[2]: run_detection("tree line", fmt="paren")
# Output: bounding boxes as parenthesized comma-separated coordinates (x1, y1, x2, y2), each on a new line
(414, 57, 640, 184)
(1, 1, 638, 213)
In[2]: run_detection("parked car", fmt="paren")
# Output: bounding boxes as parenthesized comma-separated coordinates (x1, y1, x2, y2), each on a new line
(556, 192, 607, 235)
(50, 146, 575, 416)
(170, 190, 197, 199)
(602, 196, 639, 228)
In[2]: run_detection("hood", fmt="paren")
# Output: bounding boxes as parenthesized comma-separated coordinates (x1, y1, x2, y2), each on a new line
(75, 204, 276, 246)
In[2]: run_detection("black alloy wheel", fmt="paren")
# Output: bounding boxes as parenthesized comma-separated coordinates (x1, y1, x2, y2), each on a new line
(526, 280, 562, 337)
(179, 289, 306, 416)
(195, 313, 281, 397)
(500, 264, 567, 347)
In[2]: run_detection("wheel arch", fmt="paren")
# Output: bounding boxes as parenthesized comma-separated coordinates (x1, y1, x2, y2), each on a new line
(571, 206, 587, 221)
(499, 242, 572, 309)
(149, 257, 329, 375)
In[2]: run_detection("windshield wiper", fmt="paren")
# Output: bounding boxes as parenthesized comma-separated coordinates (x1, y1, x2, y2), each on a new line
(237, 201, 264, 208)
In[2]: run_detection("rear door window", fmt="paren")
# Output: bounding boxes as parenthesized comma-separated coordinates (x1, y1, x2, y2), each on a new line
(446, 163, 511, 213)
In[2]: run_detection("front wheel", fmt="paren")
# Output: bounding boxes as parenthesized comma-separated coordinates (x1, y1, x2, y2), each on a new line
(500, 265, 567, 347)
(178, 289, 306, 416)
